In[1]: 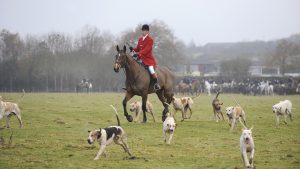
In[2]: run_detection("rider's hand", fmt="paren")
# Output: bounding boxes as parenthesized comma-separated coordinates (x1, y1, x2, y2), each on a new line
(129, 46, 133, 52)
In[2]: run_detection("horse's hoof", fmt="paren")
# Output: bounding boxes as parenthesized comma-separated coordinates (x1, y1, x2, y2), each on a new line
(126, 115, 133, 122)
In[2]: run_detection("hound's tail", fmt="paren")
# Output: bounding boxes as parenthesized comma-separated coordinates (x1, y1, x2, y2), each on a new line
(215, 91, 220, 99)
(239, 114, 247, 129)
(16, 89, 25, 104)
(164, 102, 173, 117)
(110, 105, 120, 126)
(191, 94, 200, 100)
(164, 102, 170, 108)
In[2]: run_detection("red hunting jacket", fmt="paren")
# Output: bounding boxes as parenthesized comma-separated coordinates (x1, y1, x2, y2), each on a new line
(133, 34, 157, 66)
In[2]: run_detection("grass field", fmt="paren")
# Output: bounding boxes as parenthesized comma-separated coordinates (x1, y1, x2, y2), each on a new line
(0, 92, 299, 169)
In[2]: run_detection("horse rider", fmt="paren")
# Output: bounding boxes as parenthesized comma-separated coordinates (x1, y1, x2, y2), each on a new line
(183, 76, 192, 85)
(81, 76, 87, 84)
(129, 24, 161, 91)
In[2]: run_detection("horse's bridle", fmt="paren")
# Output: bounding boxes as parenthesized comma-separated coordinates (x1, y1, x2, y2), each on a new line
(115, 51, 129, 70)
(114, 53, 122, 69)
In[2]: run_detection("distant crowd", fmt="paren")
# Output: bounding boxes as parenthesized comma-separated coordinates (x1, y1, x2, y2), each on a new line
(175, 76, 300, 95)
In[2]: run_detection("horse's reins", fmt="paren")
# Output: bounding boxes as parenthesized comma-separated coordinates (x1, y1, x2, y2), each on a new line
(116, 50, 137, 90)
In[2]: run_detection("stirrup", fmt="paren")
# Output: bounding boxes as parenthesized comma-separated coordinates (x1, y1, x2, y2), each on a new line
(154, 83, 161, 91)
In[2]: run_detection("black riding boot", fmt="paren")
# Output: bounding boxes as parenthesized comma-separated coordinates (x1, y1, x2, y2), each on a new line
(152, 74, 161, 91)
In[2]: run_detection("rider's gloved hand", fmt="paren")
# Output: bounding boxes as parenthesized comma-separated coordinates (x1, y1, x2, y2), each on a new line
(129, 46, 133, 52)
(132, 53, 139, 59)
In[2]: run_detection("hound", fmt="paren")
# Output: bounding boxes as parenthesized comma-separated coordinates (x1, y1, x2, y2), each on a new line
(240, 127, 255, 168)
(129, 101, 155, 122)
(0, 96, 23, 128)
(171, 96, 194, 121)
(225, 106, 247, 131)
(163, 113, 176, 144)
(212, 91, 224, 122)
(87, 105, 132, 160)
(163, 103, 176, 144)
(272, 100, 293, 125)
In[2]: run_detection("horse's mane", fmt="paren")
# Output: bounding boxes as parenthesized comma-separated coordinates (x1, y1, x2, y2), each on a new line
(124, 52, 147, 70)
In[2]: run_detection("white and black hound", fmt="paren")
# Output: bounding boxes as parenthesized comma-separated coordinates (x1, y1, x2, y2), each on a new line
(87, 105, 132, 160)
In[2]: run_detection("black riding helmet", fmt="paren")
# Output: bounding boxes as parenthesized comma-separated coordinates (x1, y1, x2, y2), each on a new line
(141, 24, 149, 31)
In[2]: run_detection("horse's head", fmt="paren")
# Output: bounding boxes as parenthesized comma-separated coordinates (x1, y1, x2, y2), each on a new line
(113, 45, 127, 72)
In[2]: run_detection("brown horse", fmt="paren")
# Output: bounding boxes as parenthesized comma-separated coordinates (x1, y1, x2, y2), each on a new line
(113, 45, 175, 122)
(191, 79, 201, 95)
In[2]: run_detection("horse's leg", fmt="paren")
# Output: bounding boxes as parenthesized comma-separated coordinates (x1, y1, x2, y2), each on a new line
(141, 94, 148, 123)
(156, 90, 167, 122)
(160, 89, 174, 122)
(166, 90, 175, 119)
(122, 92, 134, 122)
(164, 90, 173, 105)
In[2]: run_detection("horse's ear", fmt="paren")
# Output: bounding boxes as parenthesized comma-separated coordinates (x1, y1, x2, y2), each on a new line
(123, 45, 126, 53)
(116, 45, 120, 52)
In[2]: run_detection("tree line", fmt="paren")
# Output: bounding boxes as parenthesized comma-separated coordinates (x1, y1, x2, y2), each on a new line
(1, 20, 299, 92)
(0, 21, 185, 92)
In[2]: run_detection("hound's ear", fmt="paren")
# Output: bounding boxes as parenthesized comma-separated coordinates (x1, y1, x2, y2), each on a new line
(116, 45, 120, 52)
(250, 126, 254, 131)
(97, 130, 101, 135)
(97, 129, 102, 139)
(123, 45, 126, 53)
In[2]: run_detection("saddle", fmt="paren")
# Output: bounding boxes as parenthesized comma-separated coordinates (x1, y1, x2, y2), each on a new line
(132, 53, 156, 74)
(131, 54, 158, 88)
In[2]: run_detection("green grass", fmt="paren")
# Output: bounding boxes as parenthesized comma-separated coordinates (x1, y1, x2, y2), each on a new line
(0, 93, 299, 169)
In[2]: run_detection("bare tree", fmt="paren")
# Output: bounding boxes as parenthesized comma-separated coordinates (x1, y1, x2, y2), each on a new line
(0, 29, 23, 91)
(118, 20, 184, 68)
(220, 57, 252, 77)
(272, 39, 299, 75)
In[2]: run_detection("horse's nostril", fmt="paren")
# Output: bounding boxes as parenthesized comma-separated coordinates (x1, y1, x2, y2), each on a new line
(113, 64, 121, 72)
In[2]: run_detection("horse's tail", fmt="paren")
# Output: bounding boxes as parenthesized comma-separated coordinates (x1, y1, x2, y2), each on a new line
(110, 105, 120, 126)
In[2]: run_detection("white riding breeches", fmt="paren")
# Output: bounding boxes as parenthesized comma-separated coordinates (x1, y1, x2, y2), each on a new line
(148, 66, 155, 74)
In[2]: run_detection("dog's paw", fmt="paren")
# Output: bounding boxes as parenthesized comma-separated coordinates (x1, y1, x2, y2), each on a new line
(94, 157, 99, 160)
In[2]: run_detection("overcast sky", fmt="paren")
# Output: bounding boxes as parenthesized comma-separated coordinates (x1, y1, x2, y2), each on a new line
(0, 0, 299, 45)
